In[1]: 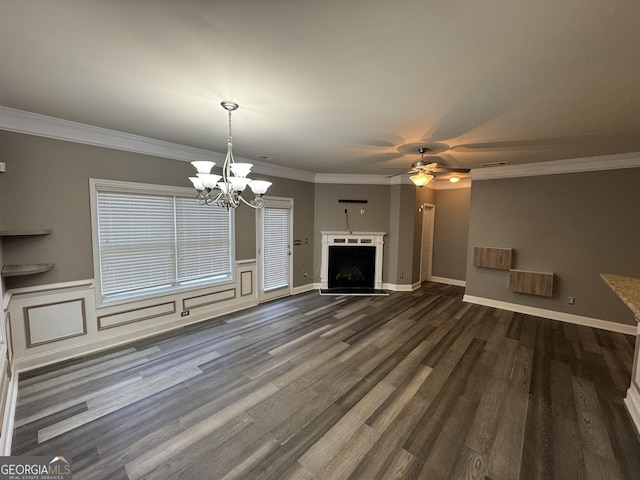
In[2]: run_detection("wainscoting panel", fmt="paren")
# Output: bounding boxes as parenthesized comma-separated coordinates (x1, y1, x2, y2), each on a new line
(6, 261, 258, 372)
(183, 288, 235, 310)
(97, 301, 176, 330)
(24, 298, 87, 347)
(241, 270, 253, 297)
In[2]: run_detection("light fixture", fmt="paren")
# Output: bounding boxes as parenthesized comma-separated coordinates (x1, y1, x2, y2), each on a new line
(410, 172, 434, 187)
(449, 176, 460, 183)
(188, 101, 271, 209)
(409, 147, 435, 187)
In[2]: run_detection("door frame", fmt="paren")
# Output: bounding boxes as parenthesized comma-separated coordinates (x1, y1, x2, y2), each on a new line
(256, 196, 294, 302)
(419, 203, 435, 284)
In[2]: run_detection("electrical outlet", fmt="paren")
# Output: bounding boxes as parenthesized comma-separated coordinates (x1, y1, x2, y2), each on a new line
(303, 270, 308, 277)
(181, 310, 190, 317)
(400, 273, 404, 278)
(568, 297, 575, 305)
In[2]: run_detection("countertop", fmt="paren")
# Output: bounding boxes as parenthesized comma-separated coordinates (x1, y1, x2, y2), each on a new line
(601, 274, 640, 321)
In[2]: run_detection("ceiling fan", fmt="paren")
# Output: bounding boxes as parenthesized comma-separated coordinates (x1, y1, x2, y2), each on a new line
(406, 147, 470, 186)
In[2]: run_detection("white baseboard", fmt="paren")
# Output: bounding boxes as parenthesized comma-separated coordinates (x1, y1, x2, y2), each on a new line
(463, 294, 636, 335)
(625, 387, 640, 436)
(292, 283, 316, 295)
(430, 276, 466, 287)
(383, 282, 416, 292)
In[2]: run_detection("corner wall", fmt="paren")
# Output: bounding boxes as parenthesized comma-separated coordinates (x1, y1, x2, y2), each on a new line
(465, 167, 640, 327)
(432, 186, 471, 282)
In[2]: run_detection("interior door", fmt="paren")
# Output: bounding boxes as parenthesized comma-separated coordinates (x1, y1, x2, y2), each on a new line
(420, 204, 435, 283)
(258, 197, 293, 302)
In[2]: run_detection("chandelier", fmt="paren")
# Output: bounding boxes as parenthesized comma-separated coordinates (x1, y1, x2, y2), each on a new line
(188, 101, 272, 209)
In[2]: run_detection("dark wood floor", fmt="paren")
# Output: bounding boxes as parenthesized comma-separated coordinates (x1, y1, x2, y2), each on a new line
(11, 282, 640, 479)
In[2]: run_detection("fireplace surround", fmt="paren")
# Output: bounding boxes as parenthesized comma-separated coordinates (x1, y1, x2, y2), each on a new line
(321, 231, 385, 293)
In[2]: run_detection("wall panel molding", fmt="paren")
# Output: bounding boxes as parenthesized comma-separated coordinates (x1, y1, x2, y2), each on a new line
(98, 302, 176, 330)
(24, 298, 87, 347)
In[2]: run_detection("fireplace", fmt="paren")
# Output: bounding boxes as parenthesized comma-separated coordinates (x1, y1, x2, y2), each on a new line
(328, 245, 375, 290)
(321, 231, 385, 293)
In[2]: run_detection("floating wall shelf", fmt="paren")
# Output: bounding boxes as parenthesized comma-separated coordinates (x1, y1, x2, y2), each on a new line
(2, 264, 54, 277)
(0, 229, 54, 278)
(473, 246, 513, 270)
(0, 229, 52, 237)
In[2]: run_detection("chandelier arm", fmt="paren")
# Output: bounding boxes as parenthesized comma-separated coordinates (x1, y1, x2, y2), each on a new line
(238, 194, 262, 209)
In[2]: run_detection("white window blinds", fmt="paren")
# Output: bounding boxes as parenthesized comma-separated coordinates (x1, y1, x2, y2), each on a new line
(263, 206, 290, 292)
(175, 197, 232, 283)
(95, 183, 232, 301)
(97, 191, 176, 297)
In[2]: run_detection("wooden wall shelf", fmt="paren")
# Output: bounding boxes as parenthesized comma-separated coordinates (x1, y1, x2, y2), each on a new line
(1, 229, 54, 278)
(473, 246, 513, 270)
(0, 229, 52, 237)
(2, 264, 54, 277)
(509, 269, 554, 297)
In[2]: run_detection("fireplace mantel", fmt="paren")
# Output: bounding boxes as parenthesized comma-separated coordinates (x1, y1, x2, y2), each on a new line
(321, 231, 386, 290)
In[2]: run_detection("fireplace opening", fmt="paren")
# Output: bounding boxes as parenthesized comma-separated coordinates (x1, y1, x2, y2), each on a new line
(328, 245, 375, 292)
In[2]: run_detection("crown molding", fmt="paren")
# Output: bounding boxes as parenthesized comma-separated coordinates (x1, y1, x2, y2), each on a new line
(471, 152, 640, 180)
(314, 173, 396, 185)
(0, 106, 222, 162)
(4, 107, 638, 185)
(0, 106, 317, 183)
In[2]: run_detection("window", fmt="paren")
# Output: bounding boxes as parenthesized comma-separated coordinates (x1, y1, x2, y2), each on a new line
(90, 179, 233, 304)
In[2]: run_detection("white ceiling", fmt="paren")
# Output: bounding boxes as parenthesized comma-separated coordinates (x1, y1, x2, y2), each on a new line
(1, 0, 640, 177)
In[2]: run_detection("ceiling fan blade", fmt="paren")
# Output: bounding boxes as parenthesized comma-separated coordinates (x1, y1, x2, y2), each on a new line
(432, 167, 471, 173)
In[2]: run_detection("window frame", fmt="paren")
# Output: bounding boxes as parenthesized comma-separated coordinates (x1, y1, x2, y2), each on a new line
(89, 178, 235, 308)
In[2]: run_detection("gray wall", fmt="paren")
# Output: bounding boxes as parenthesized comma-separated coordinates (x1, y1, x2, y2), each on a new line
(466, 168, 640, 326)
(432, 187, 471, 281)
(312, 183, 418, 286)
(313, 183, 393, 282)
(387, 184, 417, 286)
(0, 131, 315, 289)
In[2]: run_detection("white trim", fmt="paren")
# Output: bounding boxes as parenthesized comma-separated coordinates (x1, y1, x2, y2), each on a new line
(0, 106, 316, 184)
(4, 107, 638, 185)
(320, 231, 386, 290)
(624, 387, 640, 436)
(463, 294, 636, 335)
(0, 106, 217, 163)
(430, 276, 467, 287)
(383, 282, 416, 292)
(0, 371, 18, 455)
(472, 152, 640, 181)
(292, 283, 316, 296)
(314, 173, 399, 185)
(257, 196, 294, 303)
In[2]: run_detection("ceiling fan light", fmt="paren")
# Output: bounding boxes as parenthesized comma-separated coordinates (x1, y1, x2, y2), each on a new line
(410, 173, 434, 187)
